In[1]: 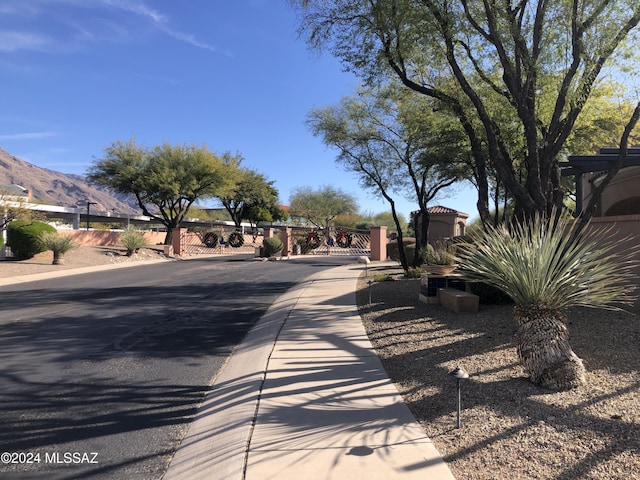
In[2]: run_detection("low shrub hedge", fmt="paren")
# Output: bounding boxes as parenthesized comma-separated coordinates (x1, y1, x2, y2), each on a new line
(387, 237, 416, 263)
(7, 220, 56, 260)
(263, 236, 283, 257)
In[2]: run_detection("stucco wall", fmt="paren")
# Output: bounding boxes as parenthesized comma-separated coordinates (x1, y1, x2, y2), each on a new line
(580, 215, 640, 313)
(61, 230, 166, 247)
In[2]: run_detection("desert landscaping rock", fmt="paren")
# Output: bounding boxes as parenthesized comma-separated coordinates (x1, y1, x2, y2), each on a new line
(356, 266, 639, 480)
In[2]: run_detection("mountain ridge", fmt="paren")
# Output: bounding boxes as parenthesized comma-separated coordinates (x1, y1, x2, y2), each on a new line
(0, 147, 138, 214)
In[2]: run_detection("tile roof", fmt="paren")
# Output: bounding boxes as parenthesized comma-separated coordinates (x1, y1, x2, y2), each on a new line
(411, 205, 470, 217)
(427, 205, 459, 215)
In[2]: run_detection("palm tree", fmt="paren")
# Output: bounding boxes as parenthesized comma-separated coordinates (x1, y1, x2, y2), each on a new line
(456, 212, 637, 390)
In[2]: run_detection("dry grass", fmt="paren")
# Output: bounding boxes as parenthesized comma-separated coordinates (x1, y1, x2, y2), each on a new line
(356, 266, 640, 480)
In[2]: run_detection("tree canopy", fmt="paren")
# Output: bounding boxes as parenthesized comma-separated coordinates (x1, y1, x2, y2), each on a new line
(87, 139, 228, 244)
(291, 0, 640, 222)
(307, 84, 467, 268)
(217, 153, 286, 228)
(289, 185, 358, 230)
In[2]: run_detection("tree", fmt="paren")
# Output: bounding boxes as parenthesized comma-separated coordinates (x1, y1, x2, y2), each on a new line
(307, 85, 467, 269)
(87, 139, 227, 244)
(291, 0, 640, 222)
(1, 188, 41, 230)
(217, 154, 286, 229)
(289, 185, 358, 232)
(457, 211, 637, 390)
(355, 210, 408, 232)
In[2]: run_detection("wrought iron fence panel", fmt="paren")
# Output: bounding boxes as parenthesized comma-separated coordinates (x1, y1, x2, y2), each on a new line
(179, 227, 259, 255)
(290, 226, 370, 257)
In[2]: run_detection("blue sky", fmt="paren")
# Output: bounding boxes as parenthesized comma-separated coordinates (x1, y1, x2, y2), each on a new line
(0, 0, 478, 221)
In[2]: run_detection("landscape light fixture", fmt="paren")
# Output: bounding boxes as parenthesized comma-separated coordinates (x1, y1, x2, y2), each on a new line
(358, 255, 371, 276)
(449, 365, 470, 428)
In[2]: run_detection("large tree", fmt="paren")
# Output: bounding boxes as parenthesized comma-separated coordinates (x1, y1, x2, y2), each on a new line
(291, 0, 640, 222)
(307, 85, 468, 269)
(289, 185, 358, 232)
(471, 80, 640, 223)
(87, 139, 227, 244)
(217, 154, 286, 229)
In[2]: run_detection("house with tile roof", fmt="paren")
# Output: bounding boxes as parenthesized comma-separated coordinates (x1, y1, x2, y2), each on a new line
(412, 205, 470, 242)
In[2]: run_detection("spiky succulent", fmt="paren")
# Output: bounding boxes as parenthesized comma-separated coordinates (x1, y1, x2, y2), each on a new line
(456, 212, 638, 310)
(38, 232, 79, 256)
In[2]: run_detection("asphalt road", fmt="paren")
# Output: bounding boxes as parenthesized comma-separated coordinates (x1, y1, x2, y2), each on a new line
(0, 254, 354, 479)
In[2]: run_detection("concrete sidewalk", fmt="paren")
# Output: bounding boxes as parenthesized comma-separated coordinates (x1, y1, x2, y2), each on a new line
(163, 263, 455, 480)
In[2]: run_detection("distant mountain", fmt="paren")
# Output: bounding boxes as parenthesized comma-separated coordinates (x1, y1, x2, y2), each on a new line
(0, 147, 138, 214)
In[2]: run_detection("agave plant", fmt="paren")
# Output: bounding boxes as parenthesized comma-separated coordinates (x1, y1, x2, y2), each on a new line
(456, 211, 637, 390)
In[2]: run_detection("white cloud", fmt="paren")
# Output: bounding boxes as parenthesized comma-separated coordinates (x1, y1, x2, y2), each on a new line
(160, 27, 222, 54)
(0, 31, 52, 53)
(0, 132, 58, 141)
(100, 0, 167, 25)
(100, 0, 224, 54)
(0, 0, 226, 55)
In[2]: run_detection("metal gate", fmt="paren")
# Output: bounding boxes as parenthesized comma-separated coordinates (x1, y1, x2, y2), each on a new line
(179, 225, 372, 257)
(178, 227, 259, 255)
(290, 226, 371, 256)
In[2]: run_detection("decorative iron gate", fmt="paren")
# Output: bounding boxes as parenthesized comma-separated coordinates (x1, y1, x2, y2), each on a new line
(179, 225, 372, 257)
(178, 227, 259, 255)
(290, 226, 371, 256)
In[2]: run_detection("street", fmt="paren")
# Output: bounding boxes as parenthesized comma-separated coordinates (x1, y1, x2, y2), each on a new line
(0, 255, 353, 479)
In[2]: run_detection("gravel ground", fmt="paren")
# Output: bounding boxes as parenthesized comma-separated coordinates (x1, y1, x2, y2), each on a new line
(0, 245, 169, 278)
(356, 265, 639, 480)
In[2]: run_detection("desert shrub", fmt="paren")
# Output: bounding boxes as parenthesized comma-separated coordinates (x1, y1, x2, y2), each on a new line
(38, 232, 79, 254)
(38, 232, 79, 264)
(387, 237, 416, 263)
(121, 229, 147, 256)
(7, 220, 56, 260)
(422, 241, 456, 265)
(263, 236, 283, 257)
(404, 267, 422, 279)
(373, 273, 394, 282)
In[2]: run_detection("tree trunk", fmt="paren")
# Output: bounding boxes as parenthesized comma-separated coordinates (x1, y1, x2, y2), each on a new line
(52, 251, 64, 265)
(413, 210, 429, 267)
(514, 305, 586, 390)
(388, 201, 409, 271)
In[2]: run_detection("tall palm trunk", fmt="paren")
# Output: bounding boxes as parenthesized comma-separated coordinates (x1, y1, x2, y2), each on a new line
(514, 305, 586, 390)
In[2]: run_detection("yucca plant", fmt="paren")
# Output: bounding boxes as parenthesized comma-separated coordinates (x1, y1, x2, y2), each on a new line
(456, 211, 637, 390)
(120, 228, 147, 256)
(38, 232, 79, 265)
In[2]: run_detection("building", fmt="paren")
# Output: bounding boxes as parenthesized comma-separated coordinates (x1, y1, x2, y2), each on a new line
(562, 147, 640, 217)
(412, 205, 470, 243)
(0, 184, 31, 202)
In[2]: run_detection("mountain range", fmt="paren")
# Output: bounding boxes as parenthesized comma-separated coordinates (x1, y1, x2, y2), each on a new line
(0, 147, 138, 214)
